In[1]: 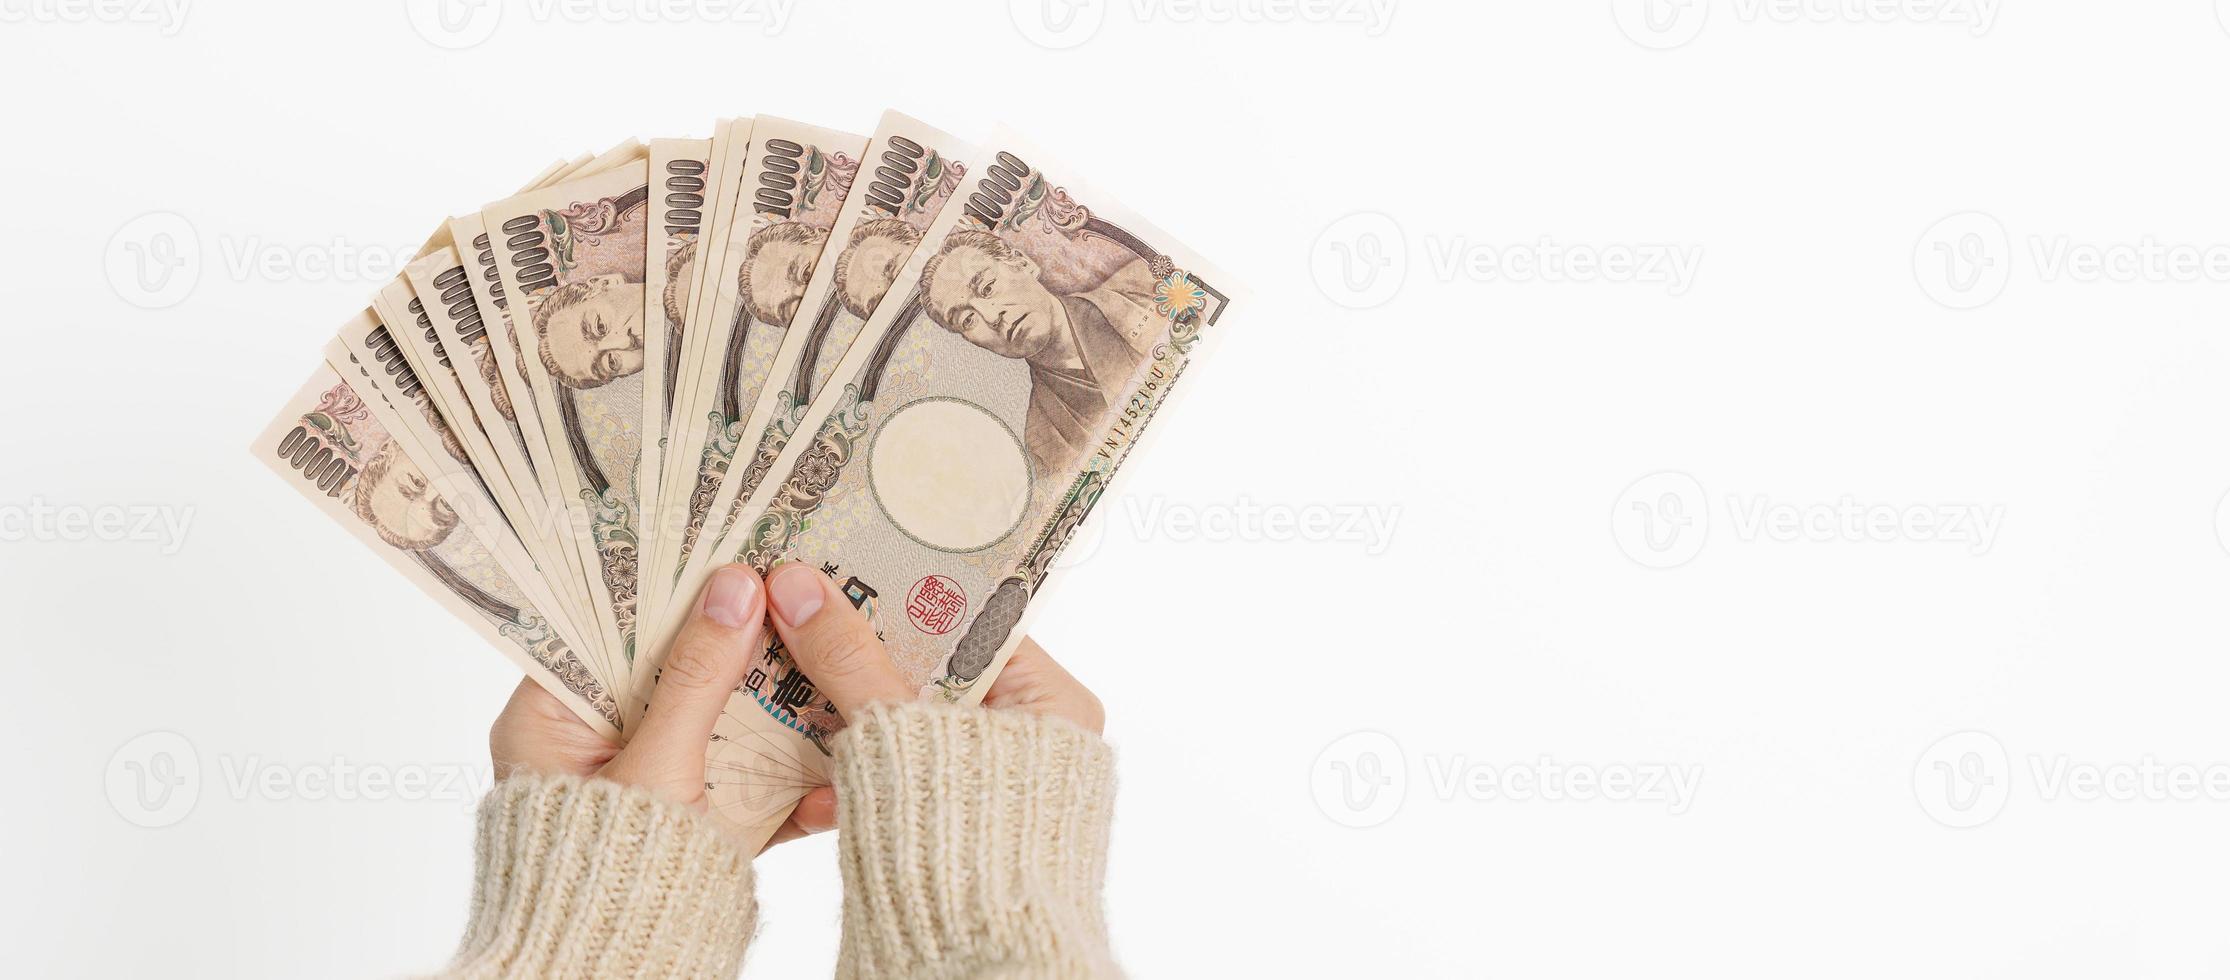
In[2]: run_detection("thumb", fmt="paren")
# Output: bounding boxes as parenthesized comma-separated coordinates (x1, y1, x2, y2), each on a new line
(606, 564, 764, 797)
(763, 561, 913, 718)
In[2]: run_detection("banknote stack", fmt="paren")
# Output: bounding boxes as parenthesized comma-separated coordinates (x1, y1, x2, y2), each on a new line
(251, 111, 1234, 848)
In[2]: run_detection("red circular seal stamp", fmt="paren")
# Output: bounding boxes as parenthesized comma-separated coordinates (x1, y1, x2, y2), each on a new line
(905, 574, 968, 635)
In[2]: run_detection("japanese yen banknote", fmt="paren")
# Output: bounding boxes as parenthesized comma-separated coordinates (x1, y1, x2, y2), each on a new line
(252, 113, 1237, 848)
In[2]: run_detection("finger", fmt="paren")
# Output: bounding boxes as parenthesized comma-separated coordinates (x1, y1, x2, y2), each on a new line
(626, 564, 765, 762)
(492, 677, 619, 781)
(489, 678, 556, 781)
(503, 674, 588, 727)
(759, 787, 840, 853)
(764, 562, 912, 718)
(984, 636, 1105, 734)
(982, 635, 1053, 698)
(763, 821, 805, 850)
(499, 675, 558, 720)
(791, 786, 839, 834)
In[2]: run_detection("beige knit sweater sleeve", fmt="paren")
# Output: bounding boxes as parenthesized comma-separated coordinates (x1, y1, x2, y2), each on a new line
(435, 701, 1120, 979)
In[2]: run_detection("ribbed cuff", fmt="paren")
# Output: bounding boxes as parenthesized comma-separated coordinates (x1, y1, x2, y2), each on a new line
(439, 774, 757, 979)
(832, 702, 1121, 979)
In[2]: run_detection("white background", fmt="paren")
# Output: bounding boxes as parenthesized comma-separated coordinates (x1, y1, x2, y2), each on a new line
(6, 0, 2230, 976)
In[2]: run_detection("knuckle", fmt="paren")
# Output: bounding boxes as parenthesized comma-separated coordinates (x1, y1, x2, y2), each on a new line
(661, 635, 729, 690)
(602, 751, 696, 798)
(802, 623, 885, 681)
(596, 753, 646, 788)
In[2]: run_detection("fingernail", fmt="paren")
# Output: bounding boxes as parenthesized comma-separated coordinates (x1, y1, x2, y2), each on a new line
(700, 564, 760, 629)
(766, 562, 825, 627)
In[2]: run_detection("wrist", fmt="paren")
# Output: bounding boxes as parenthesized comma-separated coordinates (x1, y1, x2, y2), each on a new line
(831, 701, 1119, 978)
(446, 773, 756, 979)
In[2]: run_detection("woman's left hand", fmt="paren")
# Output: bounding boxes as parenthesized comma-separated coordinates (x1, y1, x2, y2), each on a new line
(486, 564, 840, 851)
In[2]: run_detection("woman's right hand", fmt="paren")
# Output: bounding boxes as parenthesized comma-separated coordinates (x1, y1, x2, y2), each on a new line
(760, 561, 1105, 735)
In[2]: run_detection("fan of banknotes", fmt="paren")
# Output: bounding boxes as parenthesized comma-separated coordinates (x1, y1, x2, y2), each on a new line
(251, 110, 1234, 847)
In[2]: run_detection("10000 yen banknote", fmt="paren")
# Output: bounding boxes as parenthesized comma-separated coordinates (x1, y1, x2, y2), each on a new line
(648, 119, 753, 593)
(255, 363, 622, 738)
(482, 162, 653, 672)
(320, 311, 600, 673)
(664, 136, 1236, 846)
(402, 247, 573, 607)
(395, 155, 606, 637)
(368, 278, 560, 608)
(686, 111, 972, 584)
(664, 118, 867, 590)
(438, 145, 649, 663)
(637, 137, 713, 639)
(448, 211, 608, 668)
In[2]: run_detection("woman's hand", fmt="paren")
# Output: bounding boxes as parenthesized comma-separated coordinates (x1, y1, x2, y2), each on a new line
(488, 560, 1103, 852)
(761, 561, 1104, 734)
(487, 564, 838, 850)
